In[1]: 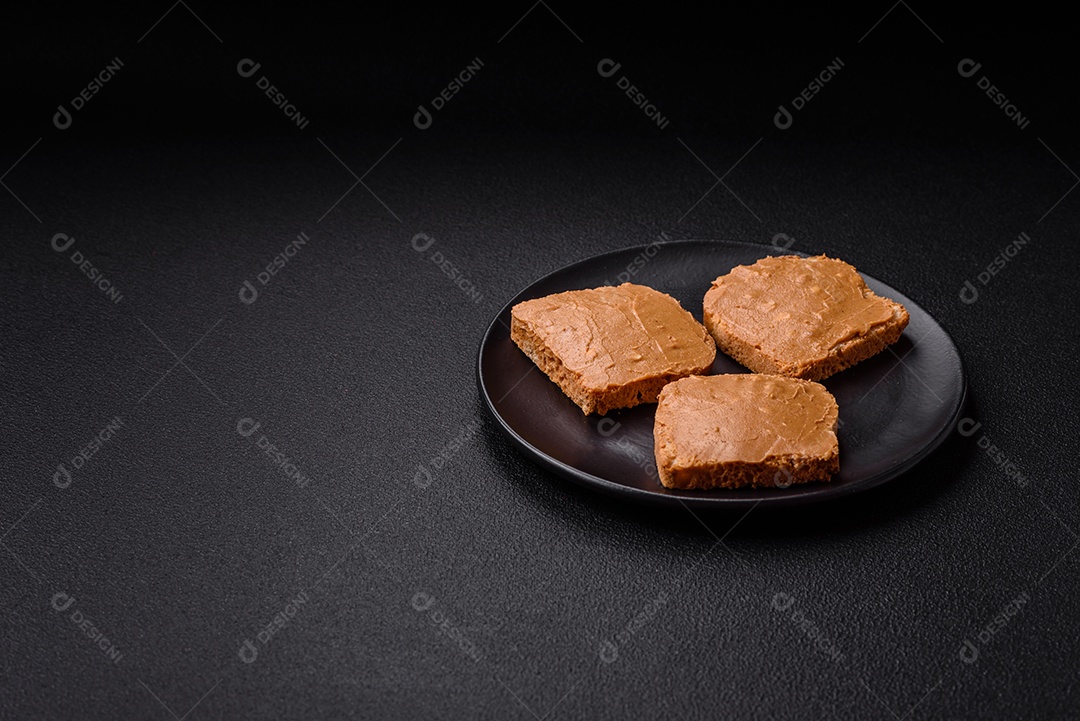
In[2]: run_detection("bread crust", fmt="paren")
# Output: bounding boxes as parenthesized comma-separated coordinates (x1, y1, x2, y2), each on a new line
(510, 285, 716, 415)
(654, 450, 840, 490)
(653, 374, 839, 490)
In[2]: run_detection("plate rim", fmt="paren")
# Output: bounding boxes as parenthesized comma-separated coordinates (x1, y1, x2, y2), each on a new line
(477, 238, 968, 509)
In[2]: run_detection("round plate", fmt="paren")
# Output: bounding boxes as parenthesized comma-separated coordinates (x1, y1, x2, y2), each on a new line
(477, 240, 966, 508)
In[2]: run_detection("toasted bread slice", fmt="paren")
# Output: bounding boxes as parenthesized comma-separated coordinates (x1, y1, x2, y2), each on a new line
(654, 374, 839, 490)
(703, 255, 909, 381)
(510, 283, 716, 415)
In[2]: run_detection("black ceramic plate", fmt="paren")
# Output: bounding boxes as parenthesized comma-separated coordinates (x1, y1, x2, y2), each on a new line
(478, 240, 966, 508)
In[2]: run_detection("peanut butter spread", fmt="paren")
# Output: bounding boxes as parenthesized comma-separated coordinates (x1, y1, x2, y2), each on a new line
(704, 255, 898, 366)
(511, 283, 716, 390)
(655, 374, 838, 466)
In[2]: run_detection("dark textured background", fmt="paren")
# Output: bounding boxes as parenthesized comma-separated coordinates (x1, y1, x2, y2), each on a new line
(4, 5, 1079, 719)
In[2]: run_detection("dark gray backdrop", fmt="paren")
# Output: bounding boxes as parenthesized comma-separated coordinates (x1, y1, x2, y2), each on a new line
(3, 5, 1078, 719)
